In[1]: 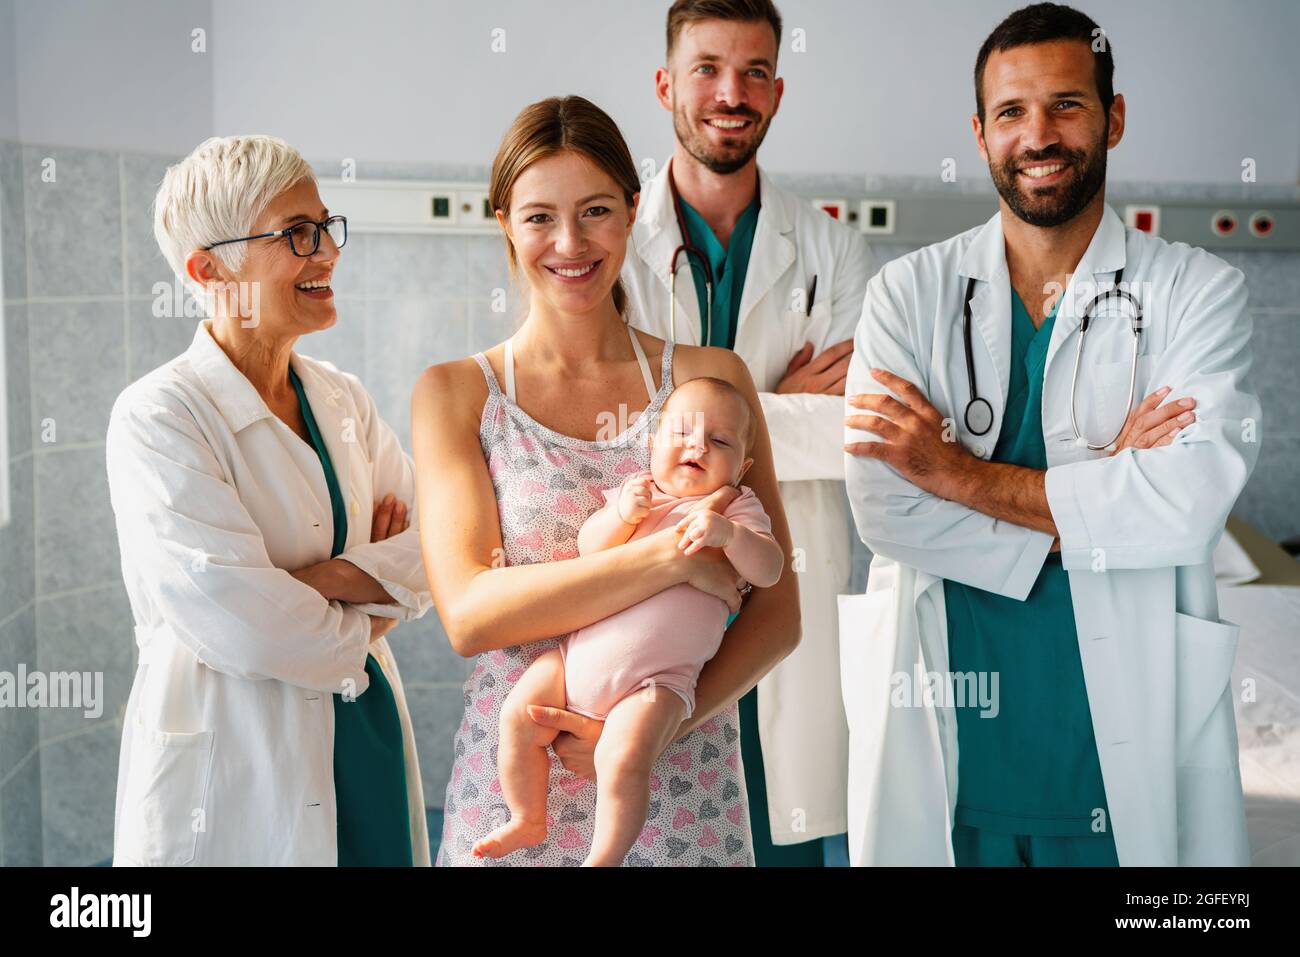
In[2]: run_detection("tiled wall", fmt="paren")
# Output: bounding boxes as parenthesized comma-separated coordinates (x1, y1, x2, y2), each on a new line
(1, 138, 39, 866)
(0, 142, 1296, 863)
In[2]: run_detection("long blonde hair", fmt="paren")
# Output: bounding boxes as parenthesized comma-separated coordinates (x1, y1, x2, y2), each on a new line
(489, 96, 641, 317)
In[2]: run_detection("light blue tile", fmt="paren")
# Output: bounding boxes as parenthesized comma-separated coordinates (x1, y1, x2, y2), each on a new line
(4, 301, 29, 457)
(330, 231, 367, 299)
(404, 684, 467, 811)
(35, 445, 119, 596)
(386, 609, 472, 686)
(327, 160, 484, 183)
(0, 604, 37, 782)
(127, 304, 198, 382)
(1, 140, 26, 300)
(0, 751, 42, 865)
(311, 159, 432, 183)
(772, 171, 866, 197)
(36, 583, 134, 739)
(367, 233, 467, 299)
(40, 722, 119, 866)
(0, 455, 33, 621)
(363, 298, 468, 449)
(466, 298, 517, 355)
(1248, 313, 1300, 437)
(23, 145, 122, 298)
(1233, 433, 1300, 546)
(297, 300, 366, 378)
(122, 151, 180, 298)
(467, 235, 510, 300)
(28, 300, 127, 446)
(1237, 251, 1300, 312)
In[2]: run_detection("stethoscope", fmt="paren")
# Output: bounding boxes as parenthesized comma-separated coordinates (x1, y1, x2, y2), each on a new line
(961, 268, 1143, 451)
(667, 165, 716, 348)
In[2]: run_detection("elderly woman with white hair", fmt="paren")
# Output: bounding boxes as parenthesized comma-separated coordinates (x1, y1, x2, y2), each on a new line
(106, 134, 433, 866)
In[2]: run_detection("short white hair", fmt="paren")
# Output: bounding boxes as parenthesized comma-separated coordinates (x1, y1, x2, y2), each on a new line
(153, 134, 314, 294)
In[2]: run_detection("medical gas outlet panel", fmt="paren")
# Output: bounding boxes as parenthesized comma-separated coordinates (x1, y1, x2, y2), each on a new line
(815, 194, 1300, 251)
(317, 180, 498, 235)
(322, 178, 1300, 251)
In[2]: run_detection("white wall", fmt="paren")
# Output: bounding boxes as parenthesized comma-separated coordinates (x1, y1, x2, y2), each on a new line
(5, 0, 1299, 183)
(210, 0, 1300, 183)
(10, 0, 212, 154)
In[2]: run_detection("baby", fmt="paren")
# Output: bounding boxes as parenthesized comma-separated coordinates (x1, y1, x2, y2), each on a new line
(473, 376, 784, 866)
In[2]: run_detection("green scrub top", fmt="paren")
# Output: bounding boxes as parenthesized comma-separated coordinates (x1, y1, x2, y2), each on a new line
(941, 291, 1112, 839)
(288, 364, 413, 866)
(680, 194, 760, 350)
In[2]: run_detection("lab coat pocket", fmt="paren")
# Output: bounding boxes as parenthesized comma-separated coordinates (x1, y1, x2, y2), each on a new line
(837, 589, 895, 864)
(118, 723, 215, 866)
(837, 590, 898, 737)
(1088, 354, 1158, 448)
(781, 302, 835, 375)
(1173, 611, 1240, 768)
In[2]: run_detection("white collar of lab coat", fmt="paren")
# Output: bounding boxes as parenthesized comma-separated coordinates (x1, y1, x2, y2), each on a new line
(633, 158, 796, 341)
(1049, 203, 1129, 340)
(957, 201, 1127, 283)
(186, 318, 345, 434)
(956, 202, 1129, 403)
(637, 158, 794, 235)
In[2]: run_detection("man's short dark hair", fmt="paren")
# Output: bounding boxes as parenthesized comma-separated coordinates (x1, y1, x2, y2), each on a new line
(666, 0, 783, 65)
(974, 3, 1115, 122)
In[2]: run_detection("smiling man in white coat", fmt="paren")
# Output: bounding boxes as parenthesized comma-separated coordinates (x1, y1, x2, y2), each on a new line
(841, 3, 1260, 867)
(622, 0, 874, 864)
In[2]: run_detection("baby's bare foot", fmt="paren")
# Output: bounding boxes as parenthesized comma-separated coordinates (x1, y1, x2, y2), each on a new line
(472, 819, 548, 858)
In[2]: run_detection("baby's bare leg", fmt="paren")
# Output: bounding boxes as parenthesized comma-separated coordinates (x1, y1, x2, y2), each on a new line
(584, 685, 687, 867)
(472, 648, 568, 859)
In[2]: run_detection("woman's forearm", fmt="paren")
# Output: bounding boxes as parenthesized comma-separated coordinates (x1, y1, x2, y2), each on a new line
(676, 572, 800, 738)
(449, 531, 682, 657)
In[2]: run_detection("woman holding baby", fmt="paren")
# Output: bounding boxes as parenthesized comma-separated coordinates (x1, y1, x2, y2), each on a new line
(412, 95, 799, 866)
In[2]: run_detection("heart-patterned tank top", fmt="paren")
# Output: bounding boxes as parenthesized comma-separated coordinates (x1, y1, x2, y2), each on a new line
(434, 323, 754, 866)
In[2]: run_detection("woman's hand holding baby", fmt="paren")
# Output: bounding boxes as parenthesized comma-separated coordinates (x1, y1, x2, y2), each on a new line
(646, 525, 745, 612)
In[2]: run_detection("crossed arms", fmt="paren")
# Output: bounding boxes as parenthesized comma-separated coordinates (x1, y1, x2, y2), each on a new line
(842, 262, 1261, 598)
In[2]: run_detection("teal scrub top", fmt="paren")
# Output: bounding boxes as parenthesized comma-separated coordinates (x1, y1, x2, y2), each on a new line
(680, 194, 760, 350)
(684, 195, 759, 635)
(941, 291, 1111, 838)
(288, 364, 413, 866)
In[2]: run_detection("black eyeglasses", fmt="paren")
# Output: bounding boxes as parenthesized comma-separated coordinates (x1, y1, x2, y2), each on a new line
(204, 215, 348, 257)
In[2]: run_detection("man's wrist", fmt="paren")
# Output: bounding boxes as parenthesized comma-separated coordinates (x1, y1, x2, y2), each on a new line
(944, 455, 989, 508)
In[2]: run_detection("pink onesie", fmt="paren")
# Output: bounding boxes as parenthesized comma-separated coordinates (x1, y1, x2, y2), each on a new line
(559, 479, 773, 721)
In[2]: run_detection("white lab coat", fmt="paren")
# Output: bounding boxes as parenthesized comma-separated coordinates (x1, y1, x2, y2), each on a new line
(840, 205, 1261, 866)
(623, 161, 874, 843)
(105, 318, 434, 866)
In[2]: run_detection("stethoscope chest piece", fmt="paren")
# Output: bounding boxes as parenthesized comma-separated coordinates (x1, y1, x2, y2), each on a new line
(964, 397, 994, 436)
(960, 276, 996, 437)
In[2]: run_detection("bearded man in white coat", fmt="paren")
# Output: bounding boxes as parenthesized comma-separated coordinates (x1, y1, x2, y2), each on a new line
(841, 3, 1259, 866)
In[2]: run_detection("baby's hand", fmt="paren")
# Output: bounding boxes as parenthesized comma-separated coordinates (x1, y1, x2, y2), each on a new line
(617, 472, 655, 525)
(674, 510, 735, 556)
